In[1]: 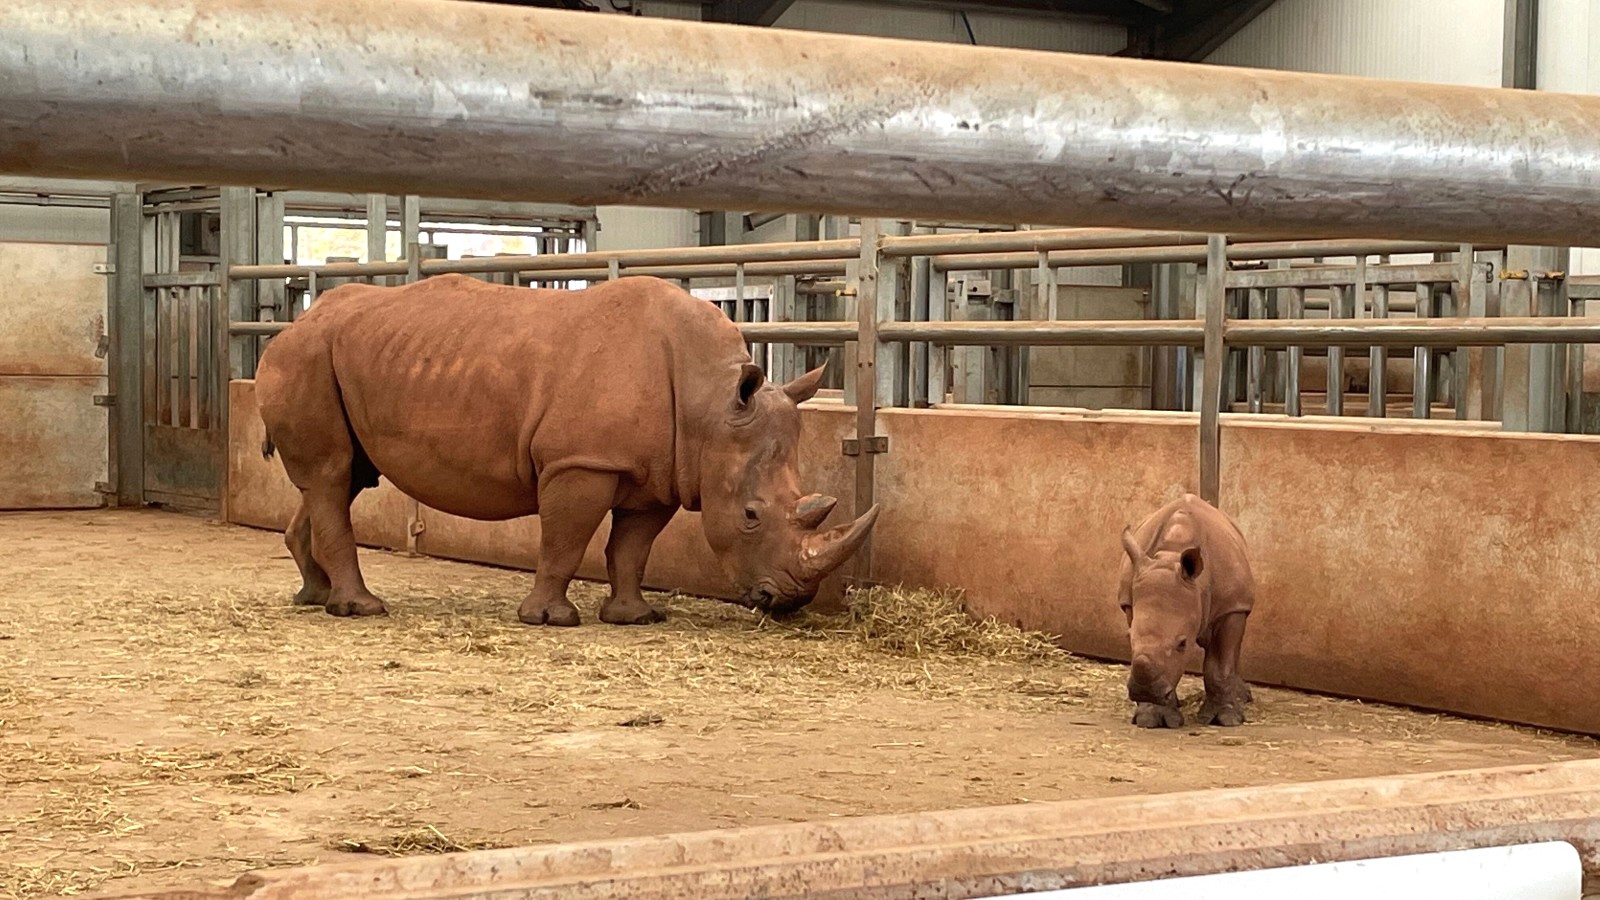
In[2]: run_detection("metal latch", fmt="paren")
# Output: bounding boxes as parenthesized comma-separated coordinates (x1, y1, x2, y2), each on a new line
(94, 335, 110, 359)
(842, 436, 889, 456)
(93, 262, 116, 275)
(93, 394, 116, 407)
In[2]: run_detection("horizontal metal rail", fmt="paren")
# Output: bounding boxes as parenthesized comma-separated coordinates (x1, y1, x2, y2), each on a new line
(13, 1, 1600, 244)
(233, 316, 1600, 349)
(933, 240, 1482, 273)
(1225, 262, 1490, 290)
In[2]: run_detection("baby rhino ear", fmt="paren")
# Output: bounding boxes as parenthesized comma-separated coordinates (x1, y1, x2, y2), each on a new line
(1180, 546, 1204, 581)
(736, 363, 765, 410)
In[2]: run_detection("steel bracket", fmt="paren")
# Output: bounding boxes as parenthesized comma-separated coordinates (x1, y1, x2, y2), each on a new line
(842, 435, 888, 456)
(93, 394, 116, 407)
(93, 262, 116, 275)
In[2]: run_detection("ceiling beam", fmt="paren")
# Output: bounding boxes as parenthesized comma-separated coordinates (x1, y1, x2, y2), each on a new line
(705, 0, 796, 26)
(1118, 0, 1278, 61)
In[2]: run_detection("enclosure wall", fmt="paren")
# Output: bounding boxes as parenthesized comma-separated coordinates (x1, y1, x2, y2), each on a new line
(228, 380, 1600, 734)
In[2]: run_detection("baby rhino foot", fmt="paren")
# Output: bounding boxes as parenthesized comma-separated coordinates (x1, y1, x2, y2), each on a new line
(517, 595, 581, 627)
(325, 592, 388, 617)
(1196, 697, 1247, 727)
(1132, 702, 1185, 729)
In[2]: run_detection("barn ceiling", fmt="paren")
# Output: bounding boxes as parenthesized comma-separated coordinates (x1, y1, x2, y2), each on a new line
(470, 0, 1279, 60)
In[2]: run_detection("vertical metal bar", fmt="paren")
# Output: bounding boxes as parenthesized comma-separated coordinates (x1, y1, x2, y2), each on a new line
(877, 221, 911, 408)
(1568, 295, 1586, 433)
(1455, 244, 1475, 419)
(775, 274, 798, 382)
(196, 284, 213, 430)
(405, 241, 424, 556)
(156, 285, 173, 426)
(929, 269, 948, 406)
(1246, 287, 1265, 414)
(1286, 287, 1304, 417)
(175, 286, 192, 428)
(1414, 283, 1434, 419)
(1036, 250, 1058, 321)
(853, 218, 883, 583)
(365, 193, 387, 264)
(1548, 275, 1570, 429)
(256, 191, 286, 322)
(1200, 235, 1225, 506)
(307, 269, 318, 308)
(910, 252, 931, 408)
(110, 192, 144, 505)
(608, 258, 620, 281)
(1369, 283, 1390, 417)
(1325, 284, 1347, 417)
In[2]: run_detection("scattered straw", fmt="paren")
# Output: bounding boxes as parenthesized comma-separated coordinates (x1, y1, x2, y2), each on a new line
(834, 586, 1062, 661)
(331, 825, 506, 857)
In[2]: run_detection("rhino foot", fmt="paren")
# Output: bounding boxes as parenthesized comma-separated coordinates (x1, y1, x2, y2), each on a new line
(517, 595, 581, 627)
(1132, 703, 1184, 729)
(325, 592, 388, 617)
(293, 584, 330, 607)
(599, 595, 667, 626)
(1196, 698, 1247, 727)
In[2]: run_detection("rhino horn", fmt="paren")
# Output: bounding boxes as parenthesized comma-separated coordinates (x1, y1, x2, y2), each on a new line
(1120, 526, 1144, 565)
(798, 505, 880, 584)
(794, 493, 838, 530)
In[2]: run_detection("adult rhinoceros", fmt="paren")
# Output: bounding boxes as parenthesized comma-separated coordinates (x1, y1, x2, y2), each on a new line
(255, 274, 878, 625)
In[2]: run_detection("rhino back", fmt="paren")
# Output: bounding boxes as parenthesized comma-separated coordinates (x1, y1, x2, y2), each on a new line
(305, 275, 747, 516)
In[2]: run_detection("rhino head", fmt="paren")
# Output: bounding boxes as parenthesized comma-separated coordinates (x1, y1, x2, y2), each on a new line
(698, 362, 879, 615)
(1119, 527, 1205, 707)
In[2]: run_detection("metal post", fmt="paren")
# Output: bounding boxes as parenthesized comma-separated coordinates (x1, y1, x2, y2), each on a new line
(1200, 235, 1225, 506)
(850, 219, 883, 584)
(1369, 282, 1390, 417)
(1502, 245, 1568, 431)
(1414, 283, 1434, 419)
(1246, 287, 1265, 413)
(909, 249, 932, 408)
(400, 194, 421, 286)
(110, 192, 145, 506)
(404, 241, 425, 555)
(1283, 289, 1304, 417)
(1569, 295, 1586, 433)
(929, 269, 949, 405)
(773, 274, 798, 382)
(1326, 284, 1347, 417)
(877, 221, 911, 408)
(256, 190, 286, 321)
(365, 193, 387, 264)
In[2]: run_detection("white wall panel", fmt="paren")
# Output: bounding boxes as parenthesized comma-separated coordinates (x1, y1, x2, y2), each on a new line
(1208, 0, 1503, 86)
(1538, 0, 1600, 274)
(775, 1, 1125, 53)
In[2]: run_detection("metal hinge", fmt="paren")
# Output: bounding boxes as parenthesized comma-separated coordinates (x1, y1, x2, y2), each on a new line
(93, 262, 116, 275)
(93, 394, 116, 407)
(842, 435, 888, 456)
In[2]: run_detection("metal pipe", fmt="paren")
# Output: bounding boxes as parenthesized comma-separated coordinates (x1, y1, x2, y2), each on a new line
(879, 227, 1228, 258)
(878, 321, 1205, 346)
(1415, 283, 1434, 419)
(11, 1, 1600, 243)
(1227, 317, 1600, 348)
(933, 240, 1474, 273)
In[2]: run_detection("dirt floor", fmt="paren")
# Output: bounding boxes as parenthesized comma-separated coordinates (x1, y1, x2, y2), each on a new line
(2, 509, 1597, 898)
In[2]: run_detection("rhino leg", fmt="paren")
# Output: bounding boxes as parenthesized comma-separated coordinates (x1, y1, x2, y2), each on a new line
(517, 470, 617, 627)
(600, 506, 675, 626)
(1197, 612, 1251, 727)
(306, 482, 387, 618)
(286, 495, 331, 607)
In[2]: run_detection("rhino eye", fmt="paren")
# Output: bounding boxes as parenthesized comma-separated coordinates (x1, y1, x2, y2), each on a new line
(1176, 638, 1189, 652)
(744, 505, 761, 525)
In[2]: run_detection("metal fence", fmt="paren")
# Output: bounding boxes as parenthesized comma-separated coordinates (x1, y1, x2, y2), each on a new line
(224, 224, 1600, 521)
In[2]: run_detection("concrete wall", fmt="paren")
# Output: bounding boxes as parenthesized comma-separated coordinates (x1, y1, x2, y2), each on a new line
(228, 380, 1600, 734)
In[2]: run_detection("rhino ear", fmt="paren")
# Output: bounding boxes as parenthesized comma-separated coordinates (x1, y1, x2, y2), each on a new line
(783, 364, 827, 405)
(736, 363, 765, 410)
(1180, 546, 1204, 581)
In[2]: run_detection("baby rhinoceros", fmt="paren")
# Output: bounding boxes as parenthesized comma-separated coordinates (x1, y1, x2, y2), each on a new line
(1117, 494, 1255, 729)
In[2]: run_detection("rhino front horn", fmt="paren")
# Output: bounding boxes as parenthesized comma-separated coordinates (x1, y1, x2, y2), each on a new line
(798, 504, 881, 583)
(794, 494, 838, 530)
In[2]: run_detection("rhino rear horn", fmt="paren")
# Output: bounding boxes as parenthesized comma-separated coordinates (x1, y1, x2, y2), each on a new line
(1120, 526, 1144, 565)
(783, 364, 828, 404)
(794, 493, 838, 530)
(799, 505, 880, 584)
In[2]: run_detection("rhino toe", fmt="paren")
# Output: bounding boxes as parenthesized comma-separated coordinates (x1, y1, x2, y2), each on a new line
(1132, 703, 1184, 729)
